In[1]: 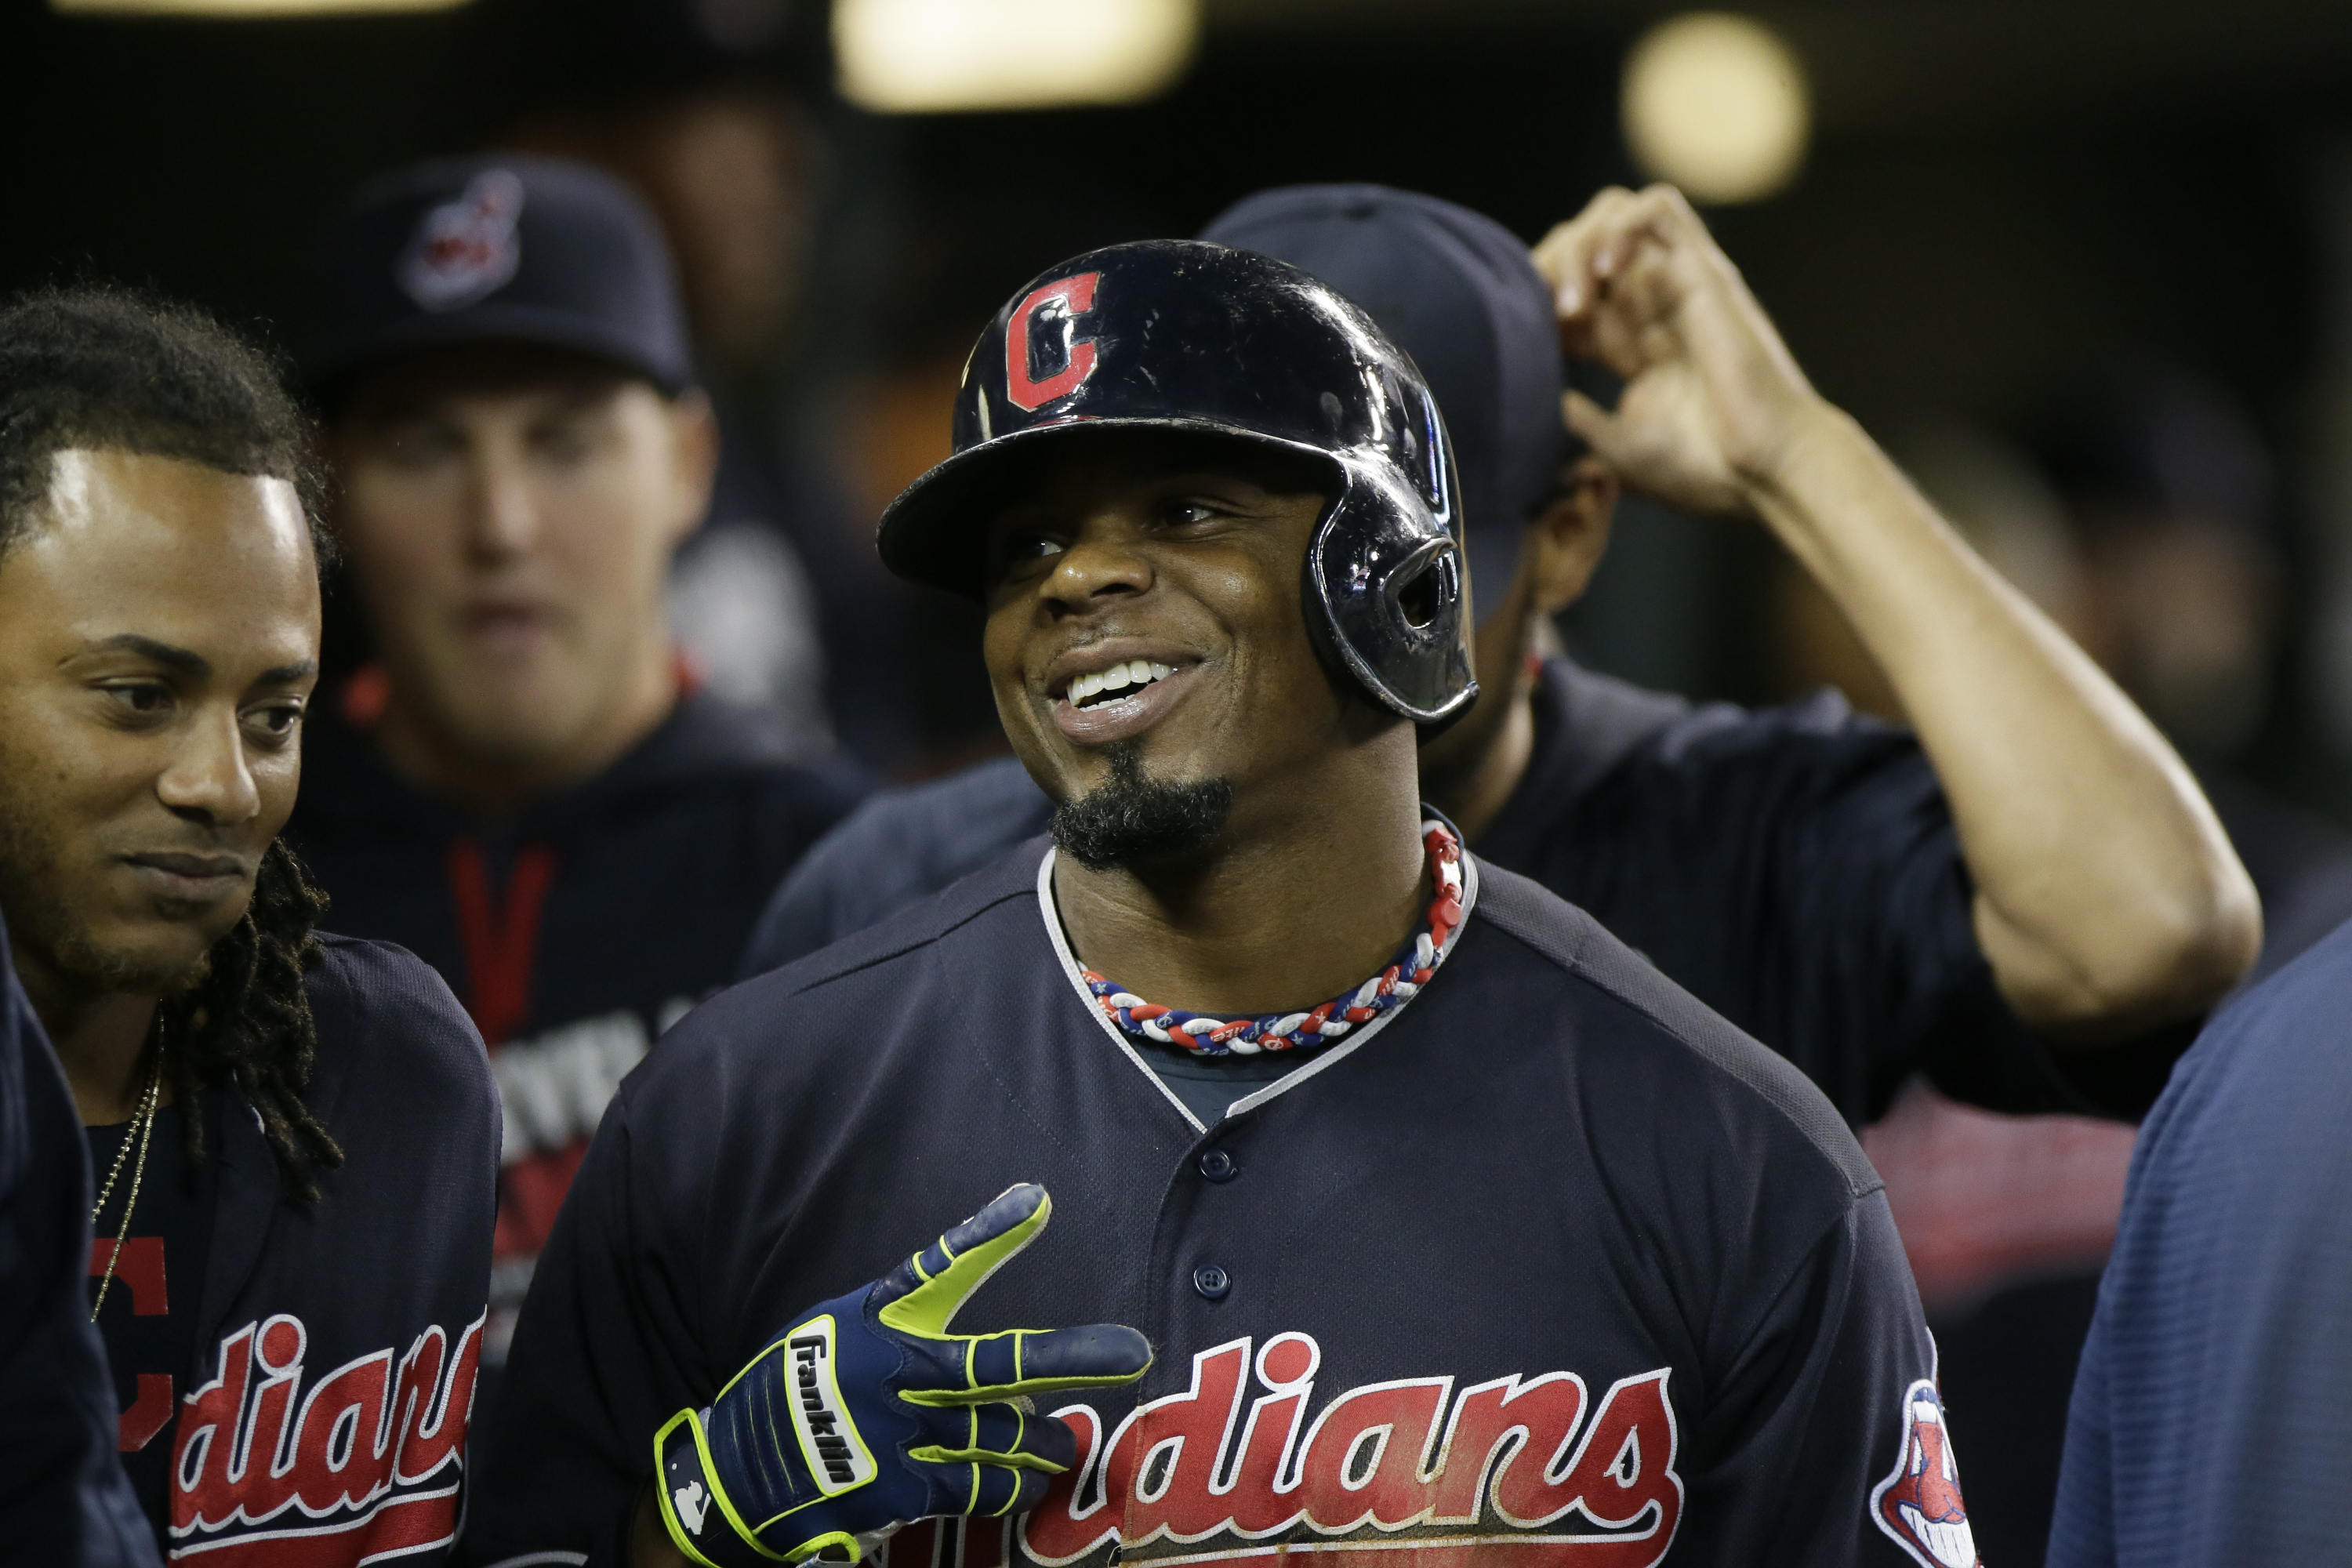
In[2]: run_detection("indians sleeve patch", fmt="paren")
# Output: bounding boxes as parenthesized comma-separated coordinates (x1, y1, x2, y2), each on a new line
(1868, 1379, 1980, 1568)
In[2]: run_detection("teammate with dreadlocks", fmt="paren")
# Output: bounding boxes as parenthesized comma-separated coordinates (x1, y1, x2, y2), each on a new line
(0, 288, 497, 1566)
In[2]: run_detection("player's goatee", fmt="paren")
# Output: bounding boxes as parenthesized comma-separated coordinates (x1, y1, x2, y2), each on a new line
(1052, 742, 1232, 871)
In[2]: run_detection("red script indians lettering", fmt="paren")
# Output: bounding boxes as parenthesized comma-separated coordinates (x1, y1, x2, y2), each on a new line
(964, 1333, 1682, 1568)
(169, 1312, 483, 1566)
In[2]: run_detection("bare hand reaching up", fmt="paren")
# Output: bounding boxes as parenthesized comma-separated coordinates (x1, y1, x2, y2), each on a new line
(1534, 183, 1824, 519)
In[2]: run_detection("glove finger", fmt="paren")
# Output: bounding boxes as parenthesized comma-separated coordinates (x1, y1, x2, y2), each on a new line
(908, 1457, 1058, 1521)
(872, 1185, 1052, 1336)
(908, 1401, 1076, 1474)
(905, 1323, 1154, 1405)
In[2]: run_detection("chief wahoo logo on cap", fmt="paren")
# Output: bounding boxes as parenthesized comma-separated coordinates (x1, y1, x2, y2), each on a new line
(399, 169, 524, 314)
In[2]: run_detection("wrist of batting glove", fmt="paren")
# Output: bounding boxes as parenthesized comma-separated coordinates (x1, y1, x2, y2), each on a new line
(654, 1185, 1152, 1568)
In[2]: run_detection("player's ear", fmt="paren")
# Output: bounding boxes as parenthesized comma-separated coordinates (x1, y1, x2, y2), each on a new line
(1525, 457, 1617, 617)
(664, 388, 721, 546)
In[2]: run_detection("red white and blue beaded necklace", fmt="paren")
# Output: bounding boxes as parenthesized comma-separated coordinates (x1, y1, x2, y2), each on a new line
(1078, 819, 1467, 1057)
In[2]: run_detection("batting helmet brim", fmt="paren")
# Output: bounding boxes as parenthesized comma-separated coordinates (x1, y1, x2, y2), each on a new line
(874, 414, 1347, 601)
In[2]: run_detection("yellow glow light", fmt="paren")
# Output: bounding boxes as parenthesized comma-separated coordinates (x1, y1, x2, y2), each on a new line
(835, 0, 1198, 114)
(53, 0, 469, 13)
(1622, 12, 1809, 205)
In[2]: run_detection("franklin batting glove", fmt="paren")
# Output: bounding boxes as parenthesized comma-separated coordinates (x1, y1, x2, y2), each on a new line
(653, 1184, 1152, 1568)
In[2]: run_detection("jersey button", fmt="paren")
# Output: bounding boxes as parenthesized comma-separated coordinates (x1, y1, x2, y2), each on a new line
(1192, 1265, 1232, 1300)
(1197, 1149, 1236, 1182)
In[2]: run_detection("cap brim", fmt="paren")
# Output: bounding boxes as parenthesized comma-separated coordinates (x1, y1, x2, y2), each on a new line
(304, 301, 695, 405)
(877, 416, 1341, 599)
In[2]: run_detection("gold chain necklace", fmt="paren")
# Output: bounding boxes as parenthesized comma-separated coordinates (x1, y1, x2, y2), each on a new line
(89, 1038, 165, 1323)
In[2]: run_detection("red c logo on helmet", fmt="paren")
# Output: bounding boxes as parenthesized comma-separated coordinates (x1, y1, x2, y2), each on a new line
(1004, 272, 1101, 412)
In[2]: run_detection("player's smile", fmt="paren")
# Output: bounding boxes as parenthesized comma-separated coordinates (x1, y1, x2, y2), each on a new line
(1044, 640, 1201, 745)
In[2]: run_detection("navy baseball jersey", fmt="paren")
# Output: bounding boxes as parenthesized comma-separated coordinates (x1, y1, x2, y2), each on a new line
(2048, 913, 2352, 1568)
(745, 656, 2135, 1127)
(466, 843, 1976, 1568)
(286, 682, 862, 1374)
(128, 935, 497, 1566)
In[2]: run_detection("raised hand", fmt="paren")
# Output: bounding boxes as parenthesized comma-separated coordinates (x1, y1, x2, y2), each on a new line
(653, 1185, 1153, 1568)
(1531, 183, 1826, 519)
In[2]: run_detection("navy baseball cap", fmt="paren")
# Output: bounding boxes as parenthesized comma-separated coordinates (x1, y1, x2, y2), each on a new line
(307, 154, 695, 405)
(1199, 184, 1569, 612)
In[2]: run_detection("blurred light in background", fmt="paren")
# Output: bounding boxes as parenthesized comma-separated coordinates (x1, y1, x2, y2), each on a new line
(1622, 12, 1809, 205)
(52, 0, 467, 11)
(836, 0, 1197, 114)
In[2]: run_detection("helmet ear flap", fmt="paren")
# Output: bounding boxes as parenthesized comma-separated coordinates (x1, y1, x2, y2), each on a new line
(1303, 466, 1478, 735)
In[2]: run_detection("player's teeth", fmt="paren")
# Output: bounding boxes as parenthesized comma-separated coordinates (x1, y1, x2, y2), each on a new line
(1069, 659, 1184, 704)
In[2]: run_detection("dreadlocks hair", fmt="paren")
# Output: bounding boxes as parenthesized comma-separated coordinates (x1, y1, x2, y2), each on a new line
(154, 842, 345, 1201)
(0, 285, 343, 1200)
(0, 285, 335, 567)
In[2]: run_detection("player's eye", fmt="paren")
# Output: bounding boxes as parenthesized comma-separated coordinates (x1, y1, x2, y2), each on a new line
(532, 416, 604, 467)
(989, 528, 1067, 584)
(100, 681, 176, 720)
(377, 419, 464, 469)
(1158, 499, 1221, 528)
(241, 700, 307, 746)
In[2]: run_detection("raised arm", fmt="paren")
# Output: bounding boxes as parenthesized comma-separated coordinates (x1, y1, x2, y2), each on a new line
(1532, 184, 2259, 1044)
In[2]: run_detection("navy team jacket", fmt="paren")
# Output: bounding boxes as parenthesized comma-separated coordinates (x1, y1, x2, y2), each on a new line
(286, 685, 862, 1374)
(0, 909, 158, 1567)
(159, 935, 498, 1566)
(465, 847, 1975, 1568)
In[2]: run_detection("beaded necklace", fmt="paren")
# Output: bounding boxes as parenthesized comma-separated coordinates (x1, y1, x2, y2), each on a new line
(89, 1036, 165, 1321)
(1080, 820, 1465, 1057)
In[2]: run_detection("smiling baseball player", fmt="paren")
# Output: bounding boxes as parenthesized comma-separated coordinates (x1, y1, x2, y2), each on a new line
(463, 241, 1977, 1568)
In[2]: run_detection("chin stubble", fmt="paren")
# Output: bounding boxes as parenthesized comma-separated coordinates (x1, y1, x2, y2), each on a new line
(0, 760, 217, 1000)
(1051, 742, 1235, 872)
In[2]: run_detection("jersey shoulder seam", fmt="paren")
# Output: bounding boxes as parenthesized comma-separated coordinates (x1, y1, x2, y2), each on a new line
(767, 869, 1039, 998)
(1469, 861, 1885, 1201)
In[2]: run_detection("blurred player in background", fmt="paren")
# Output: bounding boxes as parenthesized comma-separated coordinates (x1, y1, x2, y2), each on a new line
(503, 0, 991, 775)
(749, 183, 2257, 1132)
(0, 288, 495, 1565)
(511, 78, 840, 746)
(2037, 372, 2352, 970)
(285, 156, 862, 1392)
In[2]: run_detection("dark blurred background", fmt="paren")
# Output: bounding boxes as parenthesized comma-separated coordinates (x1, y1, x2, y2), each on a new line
(16, 0, 2352, 790)
(13, 0, 2352, 1556)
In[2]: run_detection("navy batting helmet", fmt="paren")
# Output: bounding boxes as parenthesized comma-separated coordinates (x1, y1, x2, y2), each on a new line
(876, 239, 1475, 730)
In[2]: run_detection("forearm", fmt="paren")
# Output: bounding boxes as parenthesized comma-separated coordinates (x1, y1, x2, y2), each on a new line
(1744, 403, 2260, 1040)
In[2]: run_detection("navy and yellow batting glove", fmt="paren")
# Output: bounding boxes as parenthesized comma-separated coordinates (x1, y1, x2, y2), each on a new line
(653, 1184, 1152, 1568)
